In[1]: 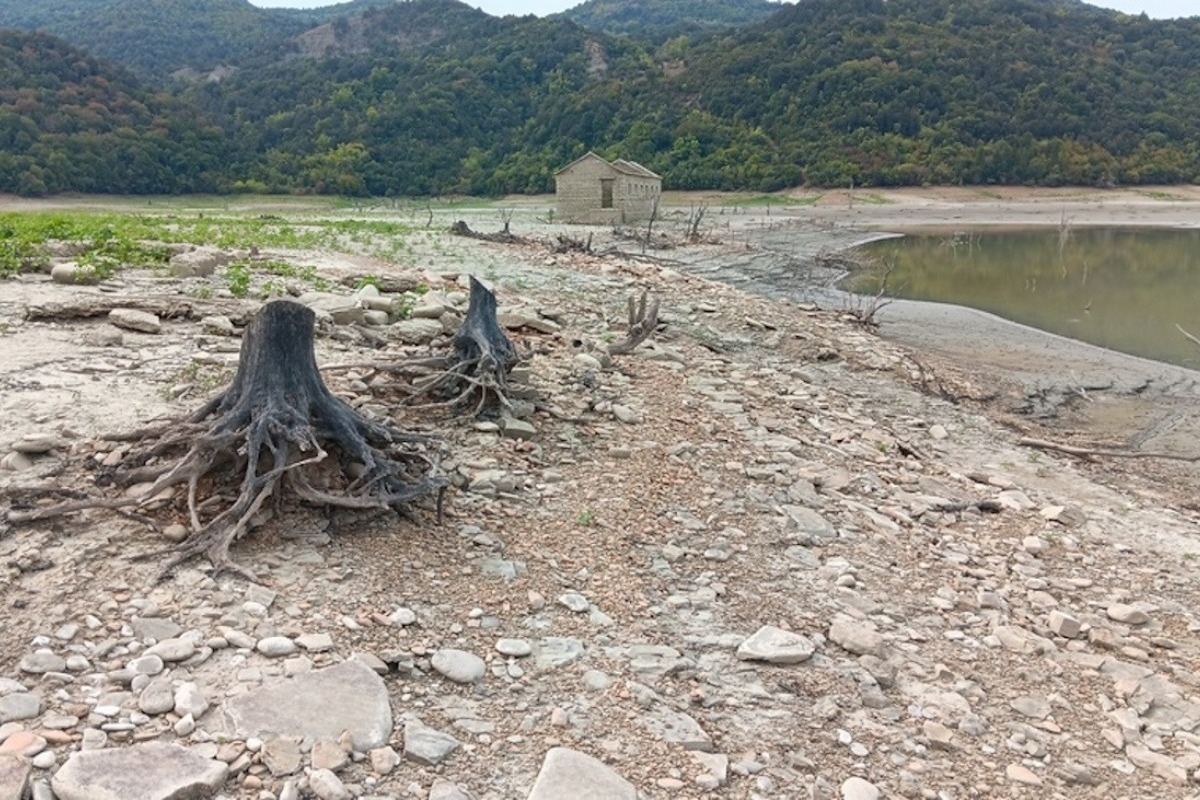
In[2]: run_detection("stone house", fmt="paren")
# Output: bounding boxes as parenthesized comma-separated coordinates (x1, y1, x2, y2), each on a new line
(554, 152, 662, 224)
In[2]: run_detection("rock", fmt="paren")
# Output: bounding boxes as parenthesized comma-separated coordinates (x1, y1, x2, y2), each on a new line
(1010, 695, 1052, 720)
(500, 417, 536, 440)
(200, 315, 236, 336)
(558, 592, 591, 613)
(107, 308, 162, 334)
(431, 649, 486, 684)
(1106, 603, 1151, 625)
(430, 778, 477, 800)
(132, 617, 183, 641)
(0, 755, 30, 800)
(736, 625, 816, 664)
(527, 747, 637, 800)
(923, 721, 955, 750)
(369, 746, 401, 775)
(11, 434, 63, 455)
(828, 617, 885, 656)
(781, 505, 837, 543)
(639, 709, 713, 752)
(50, 263, 88, 285)
(256, 636, 297, 657)
(496, 638, 532, 658)
(297, 292, 364, 325)
(169, 246, 231, 278)
(403, 722, 460, 766)
(1048, 609, 1082, 638)
(51, 742, 227, 800)
(138, 679, 175, 716)
(531, 638, 586, 670)
(261, 737, 302, 777)
(841, 776, 881, 800)
(173, 681, 209, 719)
(81, 328, 123, 347)
(0, 694, 40, 724)
(145, 637, 194, 662)
(308, 768, 351, 800)
(296, 633, 334, 653)
(310, 738, 348, 772)
(1005, 763, 1043, 786)
(18, 651, 65, 675)
(0, 452, 33, 472)
(390, 318, 444, 344)
(219, 659, 392, 750)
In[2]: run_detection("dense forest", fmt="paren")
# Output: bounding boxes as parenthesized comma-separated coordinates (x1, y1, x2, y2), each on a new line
(1, 0, 1199, 197)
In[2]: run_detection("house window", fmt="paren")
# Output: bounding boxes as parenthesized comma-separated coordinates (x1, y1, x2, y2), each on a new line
(601, 179, 614, 208)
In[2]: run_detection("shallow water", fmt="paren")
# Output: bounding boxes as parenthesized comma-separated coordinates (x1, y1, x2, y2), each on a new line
(853, 228, 1200, 370)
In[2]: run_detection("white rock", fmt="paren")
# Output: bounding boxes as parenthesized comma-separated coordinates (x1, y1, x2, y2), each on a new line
(841, 776, 881, 800)
(736, 626, 816, 664)
(107, 308, 161, 334)
(431, 649, 486, 684)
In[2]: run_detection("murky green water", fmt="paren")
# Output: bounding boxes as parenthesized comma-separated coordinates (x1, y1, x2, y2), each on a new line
(853, 228, 1200, 370)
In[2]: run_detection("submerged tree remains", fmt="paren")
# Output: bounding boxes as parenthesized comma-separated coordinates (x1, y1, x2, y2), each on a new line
(392, 277, 521, 417)
(5, 299, 445, 581)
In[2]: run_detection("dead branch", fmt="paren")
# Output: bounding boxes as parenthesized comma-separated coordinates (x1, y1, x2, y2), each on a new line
(449, 220, 525, 245)
(1177, 323, 1200, 349)
(608, 291, 661, 356)
(1019, 436, 1200, 463)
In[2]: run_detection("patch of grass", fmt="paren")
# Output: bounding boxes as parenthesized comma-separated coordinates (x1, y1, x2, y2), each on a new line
(225, 263, 251, 298)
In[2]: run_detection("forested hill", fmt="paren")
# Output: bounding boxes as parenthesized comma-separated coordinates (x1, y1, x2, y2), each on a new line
(4, 0, 1200, 197)
(0, 0, 398, 78)
(557, 0, 782, 41)
(0, 30, 223, 194)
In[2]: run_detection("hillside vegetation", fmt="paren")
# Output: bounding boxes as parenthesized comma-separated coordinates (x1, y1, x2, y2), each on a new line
(1, 0, 1199, 196)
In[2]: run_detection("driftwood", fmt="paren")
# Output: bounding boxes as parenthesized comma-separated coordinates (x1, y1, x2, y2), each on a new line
(608, 291, 660, 355)
(1019, 436, 1200, 463)
(25, 295, 254, 324)
(449, 220, 525, 245)
(5, 299, 445, 581)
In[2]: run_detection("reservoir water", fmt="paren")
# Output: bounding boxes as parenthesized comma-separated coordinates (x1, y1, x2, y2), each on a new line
(853, 228, 1200, 370)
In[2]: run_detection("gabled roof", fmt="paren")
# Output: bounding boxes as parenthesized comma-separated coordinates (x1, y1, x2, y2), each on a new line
(612, 159, 661, 180)
(556, 151, 661, 180)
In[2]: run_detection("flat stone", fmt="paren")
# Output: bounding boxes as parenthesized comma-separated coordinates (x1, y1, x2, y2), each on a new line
(431, 649, 486, 684)
(429, 778, 476, 800)
(51, 742, 227, 800)
(1005, 763, 1043, 786)
(781, 505, 837, 542)
(841, 776, 881, 800)
(736, 625, 816, 664)
(297, 292, 364, 326)
(132, 617, 182, 642)
(0, 754, 30, 800)
(527, 747, 637, 800)
(828, 617, 885, 656)
(200, 315, 235, 336)
(1107, 603, 1151, 625)
(500, 417, 536, 440)
(296, 633, 334, 653)
(0, 694, 40, 725)
(495, 638, 532, 658)
(557, 592, 591, 613)
(403, 722, 460, 766)
(219, 658, 392, 750)
(531, 638, 586, 670)
(145, 637, 194, 662)
(390, 318, 443, 344)
(107, 308, 162, 334)
(639, 709, 713, 752)
(261, 737, 303, 777)
(310, 738, 348, 772)
(138, 679, 176, 716)
(369, 746, 401, 775)
(18, 652, 65, 675)
(1011, 695, 1052, 719)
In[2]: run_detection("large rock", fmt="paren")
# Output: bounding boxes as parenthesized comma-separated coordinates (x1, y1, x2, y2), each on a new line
(0, 755, 30, 800)
(51, 742, 227, 800)
(526, 747, 637, 800)
(297, 292, 365, 325)
(218, 658, 391, 750)
(736, 625, 816, 664)
(170, 246, 232, 278)
(108, 308, 162, 334)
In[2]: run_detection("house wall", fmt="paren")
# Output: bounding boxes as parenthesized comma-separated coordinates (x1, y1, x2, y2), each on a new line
(615, 175, 661, 222)
(556, 155, 662, 224)
(556, 157, 621, 224)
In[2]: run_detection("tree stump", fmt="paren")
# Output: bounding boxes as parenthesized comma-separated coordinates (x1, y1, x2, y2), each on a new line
(399, 277, 520, 417)
(5, 299, 445, 581)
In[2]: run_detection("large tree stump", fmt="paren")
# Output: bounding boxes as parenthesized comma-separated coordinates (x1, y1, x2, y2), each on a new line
(5, 299, 445, 581)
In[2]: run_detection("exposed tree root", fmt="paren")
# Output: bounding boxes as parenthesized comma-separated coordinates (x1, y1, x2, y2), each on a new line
(4, 299, 445, 582)
(358, 277, 521, 418)
(608, 290, 660, 355)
